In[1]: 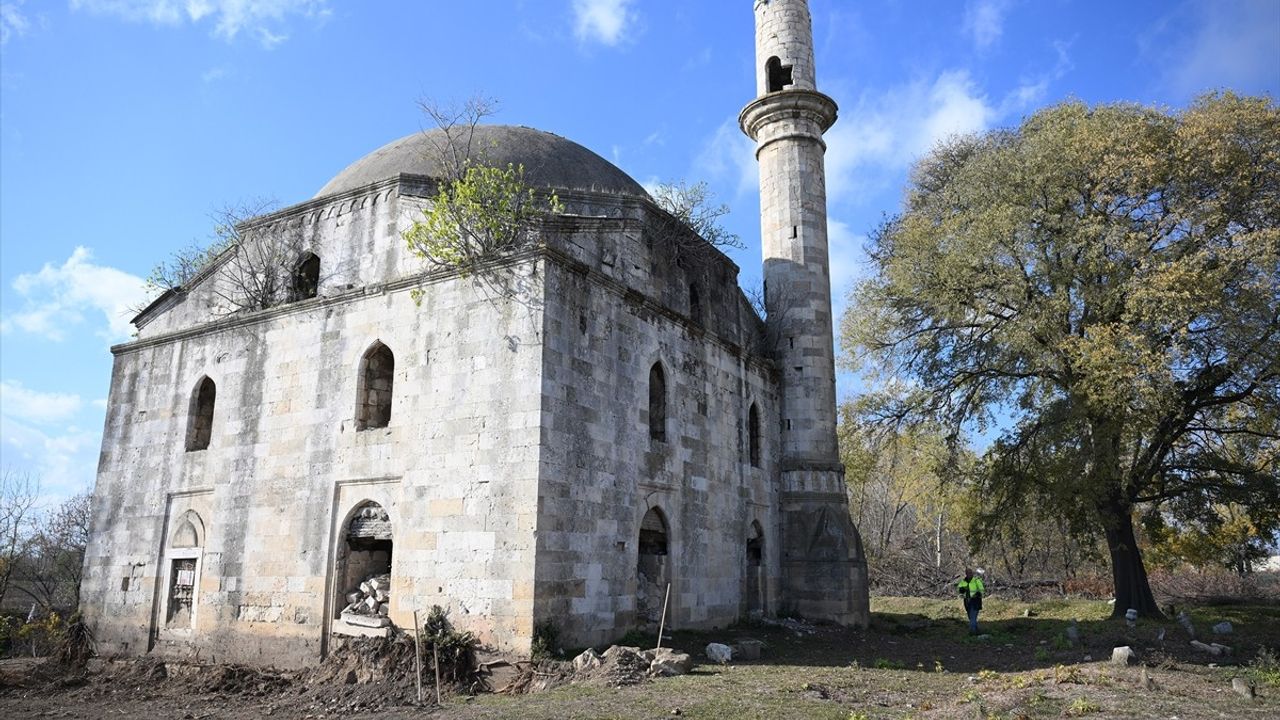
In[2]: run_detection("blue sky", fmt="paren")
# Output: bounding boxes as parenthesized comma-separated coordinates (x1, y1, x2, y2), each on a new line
(1, 0, 1277, 503)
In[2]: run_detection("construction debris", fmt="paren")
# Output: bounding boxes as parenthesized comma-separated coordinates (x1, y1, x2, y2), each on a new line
(340, 573, 392, 628)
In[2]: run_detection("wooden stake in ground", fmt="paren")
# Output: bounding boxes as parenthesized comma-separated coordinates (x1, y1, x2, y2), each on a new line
(656, 582, 671, 650)
(413, 609, 423, 705)
(433, 642, 442, 705)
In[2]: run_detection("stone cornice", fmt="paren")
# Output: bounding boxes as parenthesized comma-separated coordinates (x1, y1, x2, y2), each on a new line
(738, 89, 839, 152)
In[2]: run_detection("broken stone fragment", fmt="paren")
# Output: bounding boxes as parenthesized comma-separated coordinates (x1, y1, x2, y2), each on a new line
(346, 592, 361, 605)
(733, 639, 764, 661)
(649, 648, 694, 675)
(1110, 646, 1137, 666)
(1212, 621, 1233, 635)
(375, 589, 388, 603)
(1231, 677, 1256, 699)
(1190, 640, 1230, 656)
(705, 643, 733, 664)
(572, 648, 603, 673)
(342, 612, 390, 628)
(363, 596, 379, 612)
(377, 604, 389, 617)
(359, 581, 373, 595)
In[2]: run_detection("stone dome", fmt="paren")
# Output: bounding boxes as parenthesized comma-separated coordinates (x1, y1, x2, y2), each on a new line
(315, 125, 646, 199)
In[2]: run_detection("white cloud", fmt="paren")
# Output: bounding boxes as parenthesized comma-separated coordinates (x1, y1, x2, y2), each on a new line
(572, 0, 634, 46)
(695, 118, 758, 201)
(0, 412, 100, 499)
(1, 246, 147, 342)
(1145, 0, 1280, 96)
(825, 70, 995, 202)
(0, 0, 29, 45)
(963, 0, 1012, 50)
(827, 219, 867, 317)
(201, 65, 228, 83)
(0, 381, 83, 425)
(69, 0, 328, 46)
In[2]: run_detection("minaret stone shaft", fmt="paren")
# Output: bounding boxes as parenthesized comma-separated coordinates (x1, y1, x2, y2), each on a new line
(740, 0, 869, 626)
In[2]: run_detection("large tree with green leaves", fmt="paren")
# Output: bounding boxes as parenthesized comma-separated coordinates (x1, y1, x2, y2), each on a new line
(842, 93, 1279, 617)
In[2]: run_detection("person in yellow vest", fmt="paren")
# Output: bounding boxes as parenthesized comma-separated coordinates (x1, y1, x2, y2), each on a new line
(958, 567, 985, 635)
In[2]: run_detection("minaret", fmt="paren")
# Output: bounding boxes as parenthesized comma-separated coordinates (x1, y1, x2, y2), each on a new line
(740, 0, 868, 626)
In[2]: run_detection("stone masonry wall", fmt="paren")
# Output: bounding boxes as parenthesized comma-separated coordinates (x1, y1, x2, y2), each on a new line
(83, 185, 546, 666)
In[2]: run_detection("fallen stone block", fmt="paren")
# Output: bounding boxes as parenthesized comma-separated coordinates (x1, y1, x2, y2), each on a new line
(705, 643, 733, 664)
(734, 639, 765, 661)
(573, 648, 603, 674)
(650, 648, 694, 675)
(1111, 646, 1137, 666)
(1212, 621, 1233, 635)
(342, 611, 390, 628)
(332, 621, 389, 639)
(1190, 640, 1230, 656)
(1232, 677, 1256, 699)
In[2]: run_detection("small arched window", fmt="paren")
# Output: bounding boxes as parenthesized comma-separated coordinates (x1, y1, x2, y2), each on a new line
(689, 284, 702, 324)
(648, 362, 666, 443)
(292, 252, 320, 301)
(766, 56, 793, 93)
(356, 342, 394, 430)
(185, 377, 216, 452)
(748, 402, 761, 467)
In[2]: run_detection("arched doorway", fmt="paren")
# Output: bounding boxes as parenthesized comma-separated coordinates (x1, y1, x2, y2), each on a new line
(334, 502, 393, 623)
(637, 507, 670, 628)
(745, 521, 765, 618)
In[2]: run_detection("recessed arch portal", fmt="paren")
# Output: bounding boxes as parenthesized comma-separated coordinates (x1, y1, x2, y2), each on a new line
(637, 507, 671, 628)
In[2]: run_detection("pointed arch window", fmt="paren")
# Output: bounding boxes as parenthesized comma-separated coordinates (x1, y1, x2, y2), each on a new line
(291, 252, 320, 301)
(185, 377, 216, 452)
(356, 342, 394, 430)
(648, 362, 667, 443)
(748, 402, 761, 467)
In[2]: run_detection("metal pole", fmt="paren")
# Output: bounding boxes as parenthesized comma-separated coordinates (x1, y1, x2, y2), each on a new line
(433, 642, 442, 705)
(656, 582, 671, 650)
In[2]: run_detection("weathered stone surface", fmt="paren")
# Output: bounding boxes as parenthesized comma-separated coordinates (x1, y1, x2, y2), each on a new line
(78, 0, 871, 669)
(573, 648, 603, 674)
(1212, 621, 1233, 635)
(733, 639, 764, 660)
(1232, 677, 1256, 699)
(706, 643, 733, 664)
(1111, 646, 1137, 666)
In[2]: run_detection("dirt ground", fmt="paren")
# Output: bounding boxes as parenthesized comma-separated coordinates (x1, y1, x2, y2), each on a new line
(2, 598, 1277, 719)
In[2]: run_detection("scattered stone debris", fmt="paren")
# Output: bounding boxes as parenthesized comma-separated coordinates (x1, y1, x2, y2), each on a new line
(705, 643, 734, 664)
(1190, 640, 1232, 657)
(1022, 608, 1038, 618)
(1111, 646, 1137, 666)
(1140, 666, 1156, 690)
(567, 645, 695, 687)
(760, 616, 819, 637)
(339, 572, 392, 629)
(1231, 677, 1257, 699)
(1213, 621, 1234, 636)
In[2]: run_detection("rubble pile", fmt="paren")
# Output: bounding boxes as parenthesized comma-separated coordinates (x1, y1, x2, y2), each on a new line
(570, 645, 694, 687)
(340, 573, 392, 627)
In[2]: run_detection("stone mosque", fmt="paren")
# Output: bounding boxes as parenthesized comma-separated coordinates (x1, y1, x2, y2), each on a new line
(81, 0, 869, 666)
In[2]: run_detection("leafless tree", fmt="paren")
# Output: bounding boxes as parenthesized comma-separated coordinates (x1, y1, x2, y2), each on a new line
(0, 468, 38, 606)
(649, 181, 744, 261)
(416, 96, 500, 181)
(13, 493, 92, 611)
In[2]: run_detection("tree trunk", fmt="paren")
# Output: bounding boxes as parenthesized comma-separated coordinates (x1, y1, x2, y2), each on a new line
(1101, 501, 1163, 619)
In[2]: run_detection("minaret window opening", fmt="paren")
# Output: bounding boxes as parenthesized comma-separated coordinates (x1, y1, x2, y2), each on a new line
(689, 284, 702, 324)
(766, 56, 793, 92)
(648, 362, 667, 443)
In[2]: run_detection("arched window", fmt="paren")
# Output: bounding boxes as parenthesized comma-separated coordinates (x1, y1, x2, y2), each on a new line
(766, 56, 793, 92)
(185, 377, 216, 452)
(356, 342, 394, 430)
(748, 402, 761, 467)
(689, 283, 702, 324)
(292, 252, 320, 301)
(648, 362, 666, 443)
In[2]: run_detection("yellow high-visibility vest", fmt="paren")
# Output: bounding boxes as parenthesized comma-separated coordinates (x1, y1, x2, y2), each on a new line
(957, 576, 985, 597)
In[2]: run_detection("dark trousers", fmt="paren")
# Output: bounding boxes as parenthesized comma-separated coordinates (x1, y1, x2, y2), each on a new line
(966, 604, 980, 633)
